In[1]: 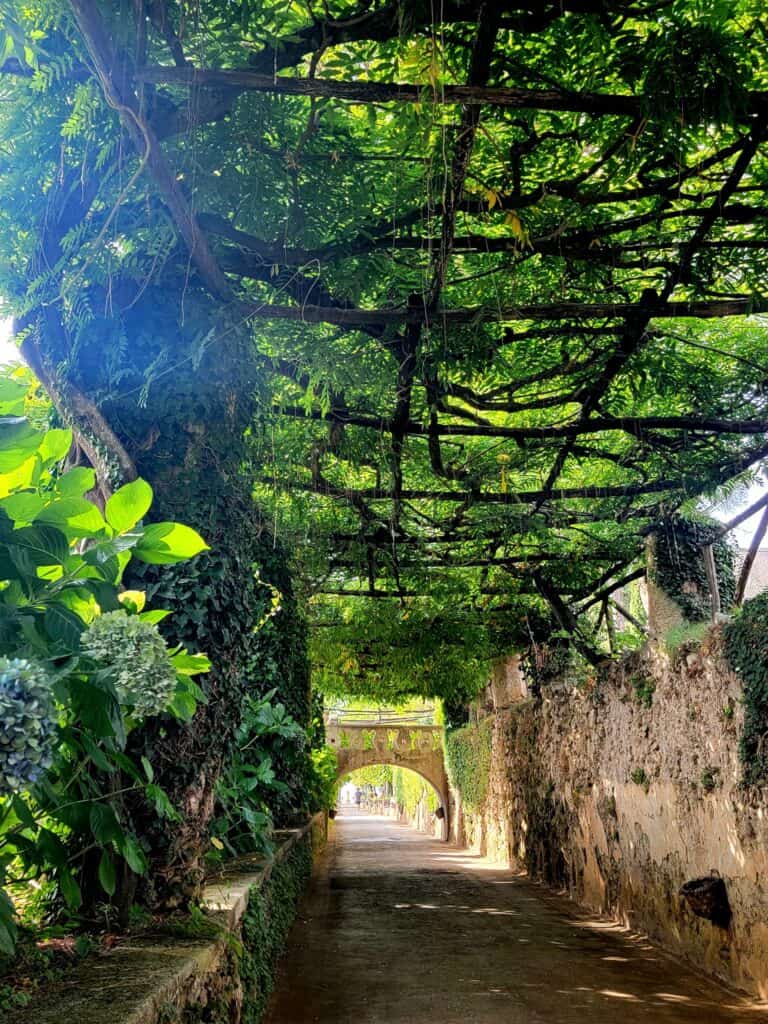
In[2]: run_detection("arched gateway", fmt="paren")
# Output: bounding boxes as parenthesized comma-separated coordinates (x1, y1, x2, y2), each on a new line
(326, 723, 449, 839)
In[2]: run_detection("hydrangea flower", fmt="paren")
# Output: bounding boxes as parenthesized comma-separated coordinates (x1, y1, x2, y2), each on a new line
(81, 611, 177, 717)
(0, 658, 56, 795)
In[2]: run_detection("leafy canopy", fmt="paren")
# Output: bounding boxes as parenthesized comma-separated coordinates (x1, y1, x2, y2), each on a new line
(1, 1, 768, 699)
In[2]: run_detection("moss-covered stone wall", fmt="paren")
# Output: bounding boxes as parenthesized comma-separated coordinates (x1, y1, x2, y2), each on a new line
(449, 638, 768, 998)
(7, 816, 326, 1024)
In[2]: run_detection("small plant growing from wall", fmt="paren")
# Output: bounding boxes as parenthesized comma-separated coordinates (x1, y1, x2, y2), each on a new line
(631, 673, 656, 708)
(630, 767, 649, 788)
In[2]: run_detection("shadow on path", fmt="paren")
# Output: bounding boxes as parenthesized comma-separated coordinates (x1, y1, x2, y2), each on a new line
(263, 815, 767, 1023)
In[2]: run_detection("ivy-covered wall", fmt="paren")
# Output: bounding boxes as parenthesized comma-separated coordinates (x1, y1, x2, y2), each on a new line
(444, 719, 492, 813)
(449, 642, 768, 998)
(7, 816, 326, 1024)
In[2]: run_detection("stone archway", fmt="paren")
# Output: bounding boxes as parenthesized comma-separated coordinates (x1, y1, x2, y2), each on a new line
(326, 723, 449, 839)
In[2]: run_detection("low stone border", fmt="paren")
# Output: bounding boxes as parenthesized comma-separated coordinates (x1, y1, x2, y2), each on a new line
(8, 814, 327, 1024)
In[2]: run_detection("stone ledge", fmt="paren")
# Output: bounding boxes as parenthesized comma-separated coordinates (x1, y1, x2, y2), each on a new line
(7, 815, 325, 1024)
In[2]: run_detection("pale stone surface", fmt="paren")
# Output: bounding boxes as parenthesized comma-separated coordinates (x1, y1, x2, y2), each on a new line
(327, 723, 449, 838)
(264, 814, 765, 1023)
(7, 816, 326, 1024)
(450, 635, 768, 998)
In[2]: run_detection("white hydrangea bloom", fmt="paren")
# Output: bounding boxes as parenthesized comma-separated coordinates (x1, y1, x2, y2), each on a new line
(0, 658, 56, 795)
(82, 611, 177, 717)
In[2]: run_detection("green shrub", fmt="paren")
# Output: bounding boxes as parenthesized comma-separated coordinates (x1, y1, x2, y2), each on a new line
(725, 592, 768, 784)
(0, 373, 210, 954)
(444, 718, 492, 810)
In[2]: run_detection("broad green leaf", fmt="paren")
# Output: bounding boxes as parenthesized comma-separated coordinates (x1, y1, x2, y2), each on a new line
(59, 867, 82, 910)
(38, 428, 72, 467)
(37, 497, 107, 538)
(120, 835, 148, 875)
(0, 377, 27, 416)
(0, 418, 41, 472)
(57, 466, 96, 497)
(0, 916, 16, 956)
(44, 603, 85, 650)
(145, 784, 178, 821)
(11, 794, 36, 829)
(0, 491, 44, 523)
(134, 522, 209, 564)
(0, 454, 40, 497)
(90, 803, 124, 846)
(10, 524, 70, 566)
(98, 850, 116, 896)
(170, 651, 211, 676)
(105, 479, 153, 534)
(140, 755, 154, 782)
(140, 608, 171, 625)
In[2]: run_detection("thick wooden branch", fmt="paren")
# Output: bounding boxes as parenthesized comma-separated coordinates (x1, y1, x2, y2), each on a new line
(136, 65, 768, 122)
(576, 567, 646, 613)
(716, 491, 768, 538)
(245, 296, 766, 328)
(276, 404, 768, 442)
(269, 438, 768, 507)
(68, 0, 232, 300)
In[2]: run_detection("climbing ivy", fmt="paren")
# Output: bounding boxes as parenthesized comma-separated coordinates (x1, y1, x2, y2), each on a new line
(724, 592, 768, 785)
(239, 835, 314, 1023)
(652, 516, 736, 622)
(444, 719, 493, 811)
(393, 768, 437, 816)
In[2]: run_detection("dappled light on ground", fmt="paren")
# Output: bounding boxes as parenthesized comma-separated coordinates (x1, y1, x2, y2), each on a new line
(263, 817, 766, 1023)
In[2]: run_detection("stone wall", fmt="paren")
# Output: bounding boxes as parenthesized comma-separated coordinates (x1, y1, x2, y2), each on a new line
(8, 816, 327, 1024)
(448, 632, 768, 998)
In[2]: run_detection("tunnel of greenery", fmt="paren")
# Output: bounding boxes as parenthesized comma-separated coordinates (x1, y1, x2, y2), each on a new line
(1, 0, 768, 1013)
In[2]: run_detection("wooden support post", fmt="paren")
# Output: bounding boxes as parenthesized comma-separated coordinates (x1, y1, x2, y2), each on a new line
(701, 544, 721, 620)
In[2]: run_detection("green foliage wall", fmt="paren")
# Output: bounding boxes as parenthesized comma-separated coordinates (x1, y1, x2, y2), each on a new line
(724, 592, 768, 785)
(392, 768, 437, 815)
(444, 719, 493, 811)
(239, 836, 314, 1024)
(652, 517, 736, 622)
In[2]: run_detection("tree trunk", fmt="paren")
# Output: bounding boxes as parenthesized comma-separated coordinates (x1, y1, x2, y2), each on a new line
(32, 283, 309, 906)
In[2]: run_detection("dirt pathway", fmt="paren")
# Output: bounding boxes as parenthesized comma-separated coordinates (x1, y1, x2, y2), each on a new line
(263, 814, 766, 1023)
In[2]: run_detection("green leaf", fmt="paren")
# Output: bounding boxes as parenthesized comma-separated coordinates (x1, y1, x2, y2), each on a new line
(145, 783, 179, 821)
(140, 755, 154, 783)
(140, 609, 172, 625)
(120, 835, 148, 875)
(170, 651, 211, 676)
(0, 377, 28, 416)
(37, 497, 107, 538)
(38, 428, 72, 467)
(0, 915, 17, 957)
(57, 466, 96, 497)
(0, 418, 42, 472)
(11, 794, 36, 829)
(44, 603, 84, 651)
(89, 803, 124, 846)
(9, 523, 70, 566)
(0, 491, 44, 523)
(59, 867, 82, 910)
(98, 850, 116, 896)
(134, 522, 209, 565)
(105, 479, 153, 534)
